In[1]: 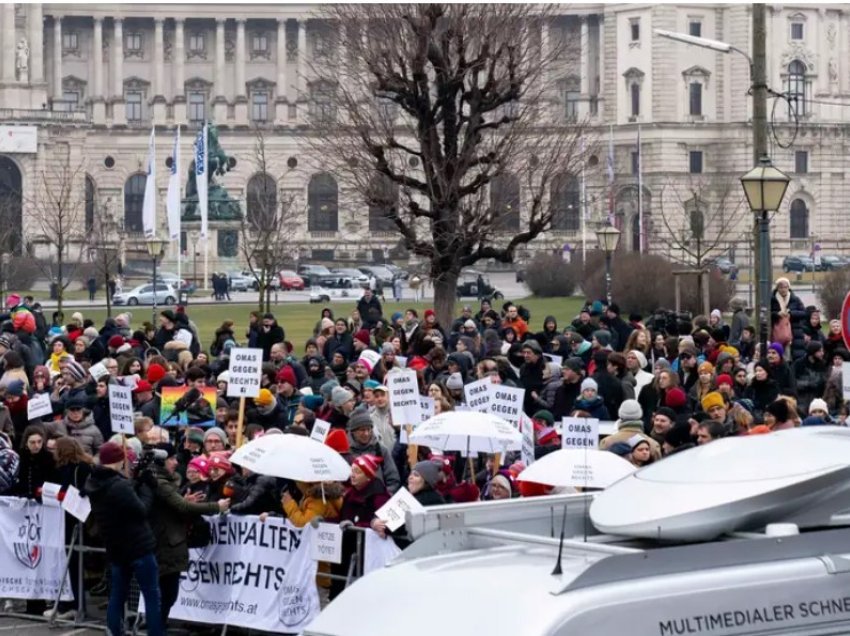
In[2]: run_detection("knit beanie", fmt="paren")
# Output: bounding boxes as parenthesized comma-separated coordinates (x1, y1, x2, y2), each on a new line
(654, 407, 677, 423)
(276, 365, 297, 387)
(347, 408, 374, 432)
(203, 427, 227, 445)
(490, 474, 512, 495)
(108, 335, 125, 349)
(580, 378, 598, 393)
(664, 387, 688, 410)
(358, 350, 380, 373)
(331, 386, 354, 408)
(5, 379, 24, 397)
(446, 372, 464, 391)
(809, 398, 829, 414)
(146, 363, 167, 384)
(320, 380, 340, 401)
(301, 394, 324, 411)
(325, 428, 351, 454)
(716, 374, 734, 387)
(618, 399, 642, 421)
(766, 399, 790, 424)
(768, 342, 785, 358)
(187, 456, 211, 479)
(412, 460, 441, 489)
(353, 454, 382, 480)
(254, 388, 275, 407)
(98, 442, 125, 466)
(64, 359, 87, 383)
(700, 391, 725, 413)
(381, 342, 395, 355)
(532, 410, 555, 427)
(186, 426, 205, 445)
(592, 330, 612, 348)
(698, 361, 715, 375)
(629, 350, 647, 369)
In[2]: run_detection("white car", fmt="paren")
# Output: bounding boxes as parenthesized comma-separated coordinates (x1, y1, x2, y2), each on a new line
(113, 283, 177, 306)
(309, 286, 353, 303)
(226, 271, 253, 291)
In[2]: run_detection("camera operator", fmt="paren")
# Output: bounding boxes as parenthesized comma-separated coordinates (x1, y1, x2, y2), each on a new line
(85, 442, 164, 636)
(146, 442, 230, 630)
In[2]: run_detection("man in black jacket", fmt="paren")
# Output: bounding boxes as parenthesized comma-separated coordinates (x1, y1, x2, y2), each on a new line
(552, 357, 584, 420)
(357, 289, 383, 329)
(85, 442, 164, 636)
(519, 340, 546, 415)
(257, 313, 285, 361)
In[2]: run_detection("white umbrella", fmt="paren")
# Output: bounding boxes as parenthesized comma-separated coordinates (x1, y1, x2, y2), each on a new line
(230, 434, 351, 482)
(517, 449, 636, 489)
(409, 411, 522, 455)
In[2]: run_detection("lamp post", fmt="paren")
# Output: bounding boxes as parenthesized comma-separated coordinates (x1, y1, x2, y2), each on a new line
(0, 253, 9, 308)
(145, 237, 168, 324)
(740, 156, 790, 355)
(596, 224, 621, 305)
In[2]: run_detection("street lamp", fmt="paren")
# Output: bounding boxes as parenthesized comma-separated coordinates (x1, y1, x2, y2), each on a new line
(145, 236, 168, 323)
(0, 253, 9, 308)
(740, 156, 790, 353)
(596, 224, 621, 305)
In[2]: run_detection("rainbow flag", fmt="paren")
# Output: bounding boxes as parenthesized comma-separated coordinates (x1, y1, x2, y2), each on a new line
(159, 385, 218, 427)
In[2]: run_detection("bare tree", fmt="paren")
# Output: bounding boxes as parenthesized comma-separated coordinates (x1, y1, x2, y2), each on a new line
(306, 4, 591, 324)
(85, 195, 124, 317)
(239, 127, 301, 313)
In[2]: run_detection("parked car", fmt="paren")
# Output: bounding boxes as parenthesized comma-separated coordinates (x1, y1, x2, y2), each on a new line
(244, 270, 281, 291)
(226, 271, 253, 292)
(782, 255, 816, 273)
(113, 283, 177, 306)
(309, 286, 354, 304)
(332, 268, 370, 287)
(277, 270, 305, 291)
(819, 255, 849, 271)
(150, 273, 196, 294)
(705, 257, 739, 276)
(359, 265, 396, 287)
(456, 269, 503, 300)
(383, 264, 409, 280)
(298, 264, 333, 287)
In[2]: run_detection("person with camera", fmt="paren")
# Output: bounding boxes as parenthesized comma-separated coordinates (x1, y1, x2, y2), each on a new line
(146, 442, 230, 630)
(85, 442, 164, 636)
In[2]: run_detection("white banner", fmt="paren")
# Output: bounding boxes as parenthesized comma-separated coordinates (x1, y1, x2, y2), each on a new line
(195, 123, 209, 240)
(164, 515, 320, 632)
(464, 377, 492, 412)
(108, 384, 135, 435)
(0, 498, 72, 601)
(27, 393, 53, 420)
(166, 126, 182, 241)
(142, 127, 157, 238)
(227, 348, 263, 398)
(562, 417, 600, 450)
(387, 369, 421, 427)
(489, 385, 525, 427)
(519, 413, 535, 467)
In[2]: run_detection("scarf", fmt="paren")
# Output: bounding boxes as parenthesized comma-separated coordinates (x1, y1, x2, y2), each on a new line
(774, 291, 790, 314)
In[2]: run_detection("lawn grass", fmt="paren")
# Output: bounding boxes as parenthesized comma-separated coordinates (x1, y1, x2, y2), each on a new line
(57, 296, 587, 353)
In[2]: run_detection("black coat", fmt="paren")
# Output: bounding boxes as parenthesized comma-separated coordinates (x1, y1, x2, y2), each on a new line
(85, 465, 157, 564)
(770, 289, 807, 361)
(257, 324, 285, 361)
(357, 296, 383, 329)
(519, 357, 546, 414)
(593, 369, 625, 419)
(324, 333, 354, 363)
(744, 378, 780, 416)
(12, 449, 56, 499)
(230, 473, 280, 515)
(552, 380, 581, 420)
(768, 361, 797, 397)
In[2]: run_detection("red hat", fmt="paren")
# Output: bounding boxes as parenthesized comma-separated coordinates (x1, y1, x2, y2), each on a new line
(276, 365, 297, 387)
(98, 442, 125, 466)
(424, 309, 435, 319)
(133, 380, 153, 394)
(716, 373, 734, 387)
(517, 480, 553, 498)
(429, 453, 454, 474)
(208, 454, 235, 477)
(325, 429, 350, 454)
(353, 454, 382, 480)
(146, 363, 166, 384)
(108, 335, 125, 349)
(664, 387, 688, 410)
(537, 427, 560, 446)
(353, 329, 371, 346)
(187, 456, 211, 479)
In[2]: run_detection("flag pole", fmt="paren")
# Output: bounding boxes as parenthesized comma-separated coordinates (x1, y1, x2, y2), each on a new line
(580, 137, 586, 268)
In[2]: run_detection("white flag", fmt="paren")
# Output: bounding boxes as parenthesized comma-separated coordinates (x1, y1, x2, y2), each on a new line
(166, 126, 181, 241)
(142, 127, 156, 238)
(195, 123, 209, 240)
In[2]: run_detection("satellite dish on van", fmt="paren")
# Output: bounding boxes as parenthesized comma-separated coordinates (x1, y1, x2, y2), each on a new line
(590, 427, 850, 542)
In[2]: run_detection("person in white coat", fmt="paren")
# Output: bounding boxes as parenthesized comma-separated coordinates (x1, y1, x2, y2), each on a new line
(627, 350, 654, 399)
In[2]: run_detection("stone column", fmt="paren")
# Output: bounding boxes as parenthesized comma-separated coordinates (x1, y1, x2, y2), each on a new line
(112, 18, 125, 124)
(152, 18, 166, 123)
(213, 18, 227, 122)
(580, 16, 589, 119)
(234, 19, 248, 123)
(91, 17, 106, 123)
(296, 19, 307, 120)
(29, 3, 44, 84)
(598, 15, 605, 114)
(173, 18, 186, 123)
(840, 11, 848, 94)
(52, 16, 62, 101)
(275, 17, 288, 124)
(3, 3, 16, 81)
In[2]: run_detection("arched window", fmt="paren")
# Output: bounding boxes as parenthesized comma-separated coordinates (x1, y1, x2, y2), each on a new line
(549, 173, 580, 231)
(307, 173, 338, 232)
(0, 156, 22, 254)
(85, 175, 96, 233)
(246, 173, 277, 229)
(786, 60, 808, 118)
(490, 173, 520, 231)
(367, 175, 398, 232)
(789, 198, 809, 239)
(123, 173, 146, 233)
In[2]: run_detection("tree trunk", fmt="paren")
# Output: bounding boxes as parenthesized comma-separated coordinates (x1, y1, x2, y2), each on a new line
(56, 247, 64, 318)
(257, 283, 265, 313)
(433, 270, 460, 329)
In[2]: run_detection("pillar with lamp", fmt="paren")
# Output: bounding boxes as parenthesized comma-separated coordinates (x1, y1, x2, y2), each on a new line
(595, 224, 621, 306)
(146, 236, 169, 324)
(739, 156, 790, 356)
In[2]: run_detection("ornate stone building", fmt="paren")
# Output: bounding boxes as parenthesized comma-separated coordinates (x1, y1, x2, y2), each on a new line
(0, 3, 848, 275)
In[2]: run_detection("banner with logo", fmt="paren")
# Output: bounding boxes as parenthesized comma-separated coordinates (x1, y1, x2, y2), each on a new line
(165, 514, 320, 632)
(0, 497, 72, 601)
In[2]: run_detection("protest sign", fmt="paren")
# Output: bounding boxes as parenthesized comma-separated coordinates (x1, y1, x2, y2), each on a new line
(387, 369, 421, 427)
(108, 384, 135, 434)
(88, 361, 108, 381)
(310, 522, 342, 565)
(0, 498, 72, 601)
(159, 385, 218, 427)
(562, 417, 600, 450)
(489, 385, 525, 427)
(543, 353, 563, 367)
(464, 377, 492, 412)
(61, 486, 91, 523)
(227, 348, 263, 398)
(519, 413, 535, 467)
(310, 419, 331, 443)
(26, 393, 52, 420)
(375, 487, 426, 532)
(399, 396, 435, 444)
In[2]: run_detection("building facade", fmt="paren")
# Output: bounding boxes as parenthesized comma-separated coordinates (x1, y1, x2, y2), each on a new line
(0, 3, 848, 276)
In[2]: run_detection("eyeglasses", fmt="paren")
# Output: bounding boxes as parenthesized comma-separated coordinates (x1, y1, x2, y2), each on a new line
(679, 353, 693, 360)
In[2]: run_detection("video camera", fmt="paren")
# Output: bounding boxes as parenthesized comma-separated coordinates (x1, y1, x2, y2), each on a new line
(136, 445, 168, 474)
(647, 309, 693, 336)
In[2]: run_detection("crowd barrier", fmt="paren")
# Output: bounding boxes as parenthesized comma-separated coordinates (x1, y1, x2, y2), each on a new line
(0, 497, 384, 635)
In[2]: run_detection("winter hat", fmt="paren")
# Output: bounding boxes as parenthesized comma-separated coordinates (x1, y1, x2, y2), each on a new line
(186, 427, 205, 445)
(463, 319, 477, 330)
(363, 379, 380, 391)
(115, 313, 132, 328)
(98, 442, 125, 466)
(208, 454, 235, 476)
(331, 386, 354, 408)
(65, 394, 89, 411)
(254, 388, 275, 407)
(204, 427, 228, 445)
(216, 371, 230, 385)
(562, 357, 584, 373)
(665, 387, 688, 410)
(301, 395, 324, 411)
(607, 442, 632, 457)
(412, 460, 441, 489)
(320, 317, 335, 332)
(801, 415, 828, 427)
(390, 312, 403, 324)
(276, 366, 297, 387)
(592, 330, 612, 348)
(4, 379, 24, 398)
(654, 358, 672, 373)
(490, 473, 512, 495)
(320, 380, 340, 401)
(537, 427, 560, 446)
(618, 399, 643, 421)
(12, 311, 35, 334)
(344, 379, 362, 396)
(628, 434, 650, 451)
(654, 407, 677, 423)
(347, 408, 374, 432)
(424, 309, 435, 320)
(580, 378, 598, 393)
(768, 342, 785, 358)
(381, 342, 395, 355)
(5, 294, 20, 309)
(809, 398, 829, 414)
(133, 380, 153, 394)
(806, 341, 824, 356)
(446, 372, 464, 391)
(629, 350, 648, 369)
(64, 359, 87, 383)
(532, 410, 555, 427)
(701, 391, 725, 413)
(353, 454, 383, 480)
(107, 335, 125, 350)
(698, 361, 715, 374)
(325, 428, 351, 454)
(353, 329, 371, 347)
(146, 363, 167, 384)
(358, 350, 380, 373)
(521, 340, 542, 354)
(187, 456, 211, 479)
(373, 384, 389, 394)
(766, 398, 791, 423)
(710, 309, 722, 321)
(716, 374, 734, 388)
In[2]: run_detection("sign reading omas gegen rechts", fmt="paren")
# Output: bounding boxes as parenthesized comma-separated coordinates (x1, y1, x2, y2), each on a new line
(227, 348, 263, 398)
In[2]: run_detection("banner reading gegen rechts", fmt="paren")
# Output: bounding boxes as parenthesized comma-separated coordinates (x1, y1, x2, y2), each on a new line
(0, 497, 72, 601)
(167, 514, 320, 632)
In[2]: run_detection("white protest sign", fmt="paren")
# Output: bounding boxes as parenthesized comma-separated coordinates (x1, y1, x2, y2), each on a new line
(108, 384, 135, 435)
(400, 396, 435, 444)
(310, 418, 331, 443)
(227, 348, 263, 398)
(61, 486, 91, 522)
(299, 387, 314, 396)
(562, 417, 600, 450)
(375, 487, 426, 532)
(395, 356, 407, 368)
(519, 413, 535, 467)
(464, 377, 492, 412)
(843, 362, 850, 400)
(88, 361, 108, 380)
(386, 369, 421, 427)
(118, 374, 139, 390)
(40, 482, 62, 508)
(543, 353, 563, 367)
(489, 385, 525, 427)
(27, 393, 53, 420)
(310, 522, 342, 565)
